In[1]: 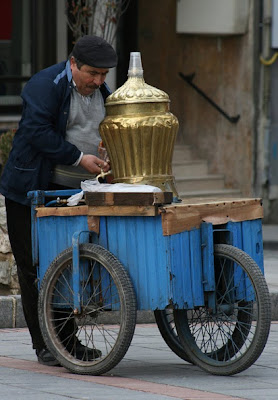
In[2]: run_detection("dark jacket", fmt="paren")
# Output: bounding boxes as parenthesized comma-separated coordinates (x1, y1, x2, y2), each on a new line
(0, 60, 111, 205)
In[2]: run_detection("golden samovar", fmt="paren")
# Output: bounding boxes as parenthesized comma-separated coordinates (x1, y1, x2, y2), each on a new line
(99, 52, 179, 198)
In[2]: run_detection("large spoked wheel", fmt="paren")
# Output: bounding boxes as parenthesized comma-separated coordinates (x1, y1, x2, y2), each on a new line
(38, 243, 137, 375)
(174, 244, 271, 376)
(154, 308, 192, 363)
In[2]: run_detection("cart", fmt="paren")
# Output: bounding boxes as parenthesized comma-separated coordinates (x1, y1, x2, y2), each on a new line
(28, 189, 271, 376)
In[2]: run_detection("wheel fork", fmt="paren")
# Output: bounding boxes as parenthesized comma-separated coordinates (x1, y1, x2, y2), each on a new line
(72, 230, 92, 314)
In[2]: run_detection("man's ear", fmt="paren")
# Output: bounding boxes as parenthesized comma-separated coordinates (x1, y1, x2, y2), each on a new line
(70, 57, 75, 68)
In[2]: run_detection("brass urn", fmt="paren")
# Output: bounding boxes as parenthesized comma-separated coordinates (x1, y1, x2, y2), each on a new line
(99, 52, 179, 197)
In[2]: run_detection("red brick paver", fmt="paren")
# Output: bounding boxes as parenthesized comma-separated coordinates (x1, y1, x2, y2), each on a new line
(0, 356, 246, 400)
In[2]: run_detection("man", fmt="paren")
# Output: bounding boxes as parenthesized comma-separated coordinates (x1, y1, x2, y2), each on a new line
(0, 35, 117, 365)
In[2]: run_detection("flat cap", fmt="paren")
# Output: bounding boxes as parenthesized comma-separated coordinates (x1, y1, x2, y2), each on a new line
(72, 35, 117, 68)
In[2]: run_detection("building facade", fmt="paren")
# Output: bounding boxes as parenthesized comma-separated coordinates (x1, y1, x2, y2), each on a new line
(0, 0, 277, 221)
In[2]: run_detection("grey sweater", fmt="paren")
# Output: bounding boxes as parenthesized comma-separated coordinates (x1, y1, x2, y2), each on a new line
(51, 87, 105, 188)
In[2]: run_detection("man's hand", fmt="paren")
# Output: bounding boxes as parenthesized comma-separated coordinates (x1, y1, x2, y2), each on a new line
(79, 154, 110, 174)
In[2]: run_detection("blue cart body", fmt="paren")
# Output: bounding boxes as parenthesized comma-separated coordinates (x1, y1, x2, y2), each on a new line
(31, 190, 264, 311)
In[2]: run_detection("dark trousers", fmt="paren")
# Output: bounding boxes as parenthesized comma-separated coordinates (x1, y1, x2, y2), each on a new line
(5, 198, 45, 350)
(5, 189, 77, 351)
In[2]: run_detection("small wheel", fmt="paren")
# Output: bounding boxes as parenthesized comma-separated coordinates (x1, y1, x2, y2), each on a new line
(154, 308, 192, 363)
(174, 244, 271, 376)
(38, 243, 137, 375)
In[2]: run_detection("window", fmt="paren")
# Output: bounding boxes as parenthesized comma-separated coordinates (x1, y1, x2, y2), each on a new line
(0, 0, 32, 114)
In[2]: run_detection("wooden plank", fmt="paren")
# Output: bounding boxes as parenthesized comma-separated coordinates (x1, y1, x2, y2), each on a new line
(88, 205, 158, 216)
(160, 198, 263, 235)
(201, 204, 263, 224)
(84, 191, 173, 206)
(87, 215, 100, 234)
(160, 209, 201, 234)
(167, 197, 261, 206)
(36, 205, 88, 218)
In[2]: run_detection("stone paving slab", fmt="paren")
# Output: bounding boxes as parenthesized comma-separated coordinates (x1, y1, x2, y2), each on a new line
(0, 324, 278, 400)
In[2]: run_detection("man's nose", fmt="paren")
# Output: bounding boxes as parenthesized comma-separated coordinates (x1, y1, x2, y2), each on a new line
(93, 75, 104, 86)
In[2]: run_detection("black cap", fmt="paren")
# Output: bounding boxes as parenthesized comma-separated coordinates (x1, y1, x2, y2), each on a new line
(72, 35, 118, 68)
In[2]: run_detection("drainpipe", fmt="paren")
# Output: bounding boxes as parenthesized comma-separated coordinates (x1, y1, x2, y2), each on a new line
(254, 0, 272, 209)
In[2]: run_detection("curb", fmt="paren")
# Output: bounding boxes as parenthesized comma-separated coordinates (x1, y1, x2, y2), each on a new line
(0, 296, 156, 328)
(270, 292, 278, 320)
(0, 295, 26, 328)
(1, 294, 278, 329)
(264, 242, 278, 251)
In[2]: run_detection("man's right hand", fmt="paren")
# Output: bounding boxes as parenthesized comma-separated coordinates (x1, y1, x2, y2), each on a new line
(79, 154, 110, 174)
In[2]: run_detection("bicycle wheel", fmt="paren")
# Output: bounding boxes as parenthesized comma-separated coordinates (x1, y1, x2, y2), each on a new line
(155, 303, 251, 364)
(174, 244, 271, 376)
(38, 243, 137, 375)
(154, 308, 192, 362)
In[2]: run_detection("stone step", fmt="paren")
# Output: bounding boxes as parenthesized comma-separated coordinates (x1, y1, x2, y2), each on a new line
(172, 144, 241, 199)
(178, 188, 242, 199)
(172, 159, 208, 176)
(175, 175, 225, 192)
(173, 145, 194, 161)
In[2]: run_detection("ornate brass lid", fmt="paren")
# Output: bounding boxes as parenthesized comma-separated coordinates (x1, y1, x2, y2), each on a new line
(106, 52, 170, 106)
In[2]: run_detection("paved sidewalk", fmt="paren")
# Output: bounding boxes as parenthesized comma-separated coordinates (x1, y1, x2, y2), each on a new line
(0, 323, 277, 400)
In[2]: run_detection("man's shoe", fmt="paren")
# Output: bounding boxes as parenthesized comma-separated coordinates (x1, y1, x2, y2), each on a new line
(67, 340, 102, 360)
(36, 348, 60, 366)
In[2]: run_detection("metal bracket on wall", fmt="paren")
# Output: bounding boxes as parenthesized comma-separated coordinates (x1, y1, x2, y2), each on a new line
(179, 72, 240, 124)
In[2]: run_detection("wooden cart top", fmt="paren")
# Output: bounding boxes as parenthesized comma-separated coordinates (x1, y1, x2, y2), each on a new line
(36, 193, 263, 236)
(159, 197, 263, 235)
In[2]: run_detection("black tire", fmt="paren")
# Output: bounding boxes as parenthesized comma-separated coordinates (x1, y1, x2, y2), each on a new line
(38, 243, 137, 375)
(174, 244, 271, 376)
(155, 304, 251, 364)
(154, 308, 192, 363)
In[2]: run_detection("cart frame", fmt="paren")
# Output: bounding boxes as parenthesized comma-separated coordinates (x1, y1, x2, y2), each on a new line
(28, 189, 271, 376)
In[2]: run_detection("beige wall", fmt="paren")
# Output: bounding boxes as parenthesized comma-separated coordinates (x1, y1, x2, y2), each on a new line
(138, 0, 256, 197)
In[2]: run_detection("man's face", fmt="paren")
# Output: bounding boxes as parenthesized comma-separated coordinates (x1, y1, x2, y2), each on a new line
(70, 57, 109, 96)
